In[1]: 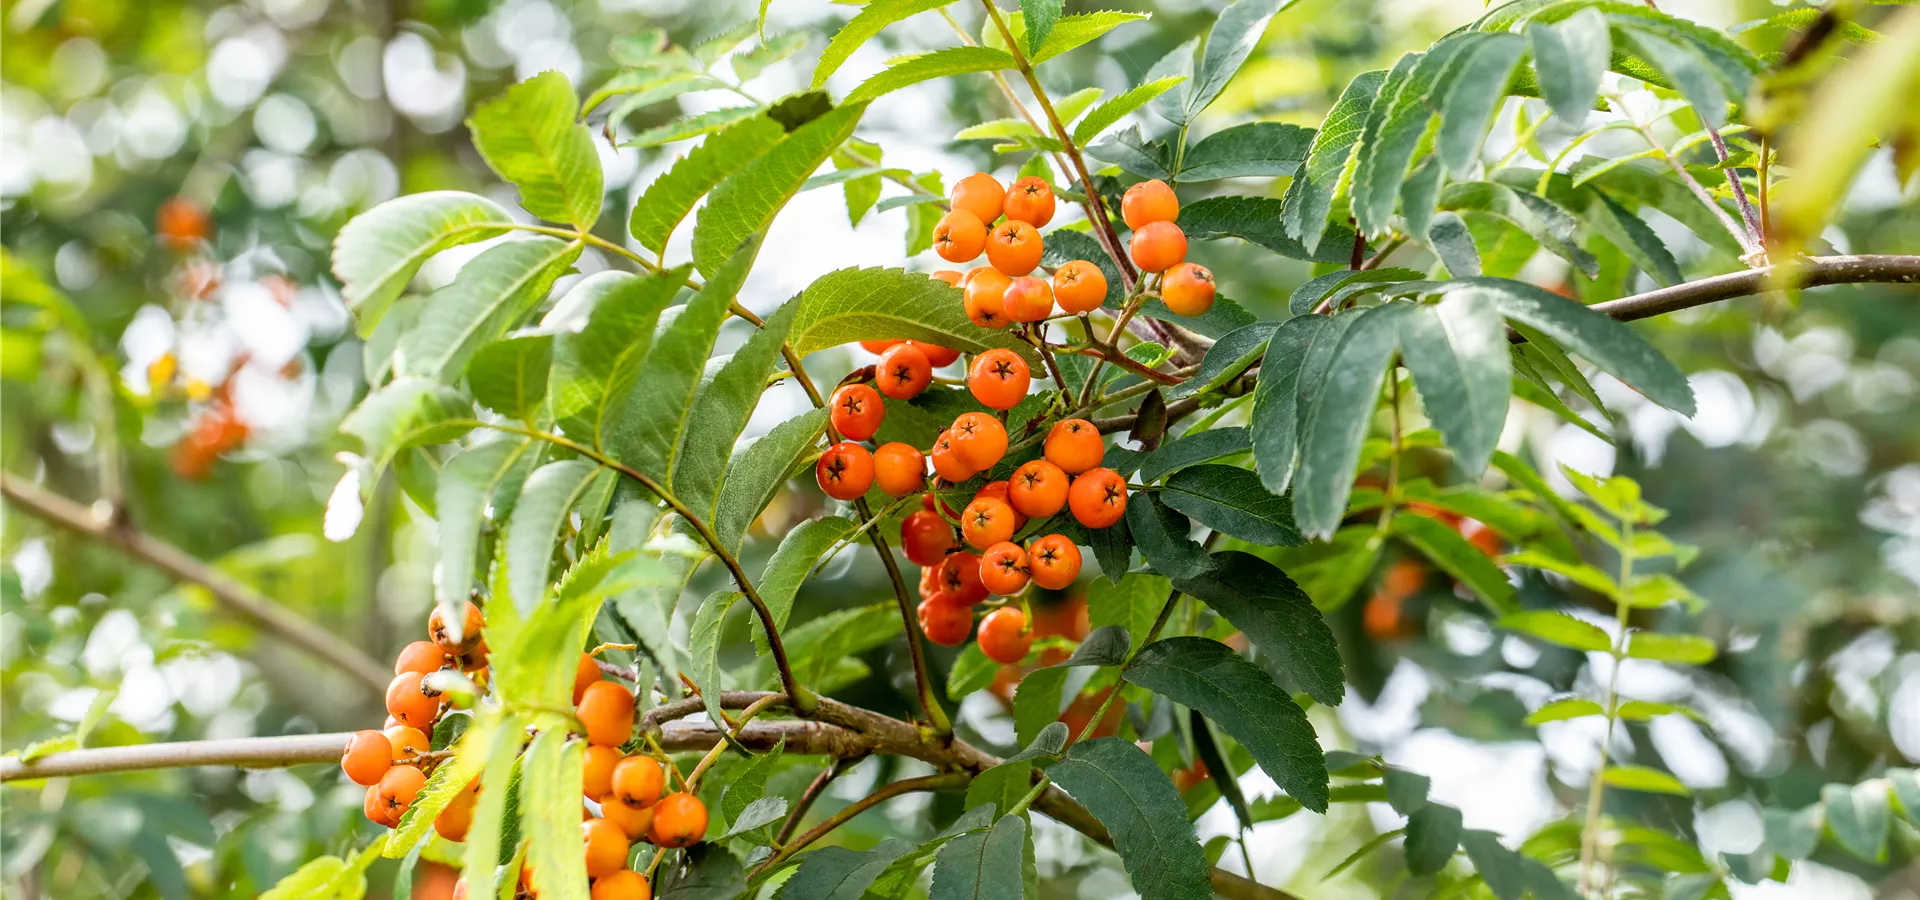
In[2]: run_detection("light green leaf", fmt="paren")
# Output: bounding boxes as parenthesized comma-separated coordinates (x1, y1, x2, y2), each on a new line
(1764, 803, 1824, 860)
(1049, 738, 1210, 900)
(736, 32, 809, 83)
(631, 114, 787, 255)
(1185, 0, 1297, 121)
(1012, 665, 1070, 747)
(1052, 86, 1105, 124)
(692, 103, 865, 277)
(847, 48, 1013, 103)
(624, 106, 763, 149)
(1179, 121, 1314, 182)
(721, 797, 788, 841)
(1294, 303, 1412, 537)
(675, 300, 799, 519)
(467, 334, 552, 423)
(1071, 76, 1186, 146)
(459, 711, 524, 889)
(721, 738, 785, 826)
(332, 192, 514, 335)
(522, 728, 590, 899)
(1524, 697, 1604, 725)
(775, 603, 905, 691)
(1391, 513, 1517, 613)
(1498, 610, 1611, 652)
(341, 377, 475, 474)
(813, 0, 957, 89)
(1823, 780, 1890, 861)
(1625, 631, 1716, 665)
(788, 266, 1038, 362)
(1282, 68, 1387, 255)
(1087, 573, 1171, 655)
(468, 71, 602, 229)
(1528, 9, 1610, 124)
(595, 72, 732, 132)
(946, 642, 1001, 702)
(1171, 551, 1343, 707)
(433, 438, 538, 623)
(688, 591, 741, 727)
(1604, 765, 1690, 796)
(547, 270, 684, 451)
(395, 238, 581, 382)
(1504, 549, 1618, 597)
(1439, 181, 1597, 277)
(714, 408, 829, 553)
(1399, 293, 1509, 476)
(505, 460, 609, 613)
(755, 516, 858, 650)
(1031, 11, 1150, 65)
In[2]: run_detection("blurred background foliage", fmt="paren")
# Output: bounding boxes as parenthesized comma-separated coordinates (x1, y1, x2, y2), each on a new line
(1, 0, 1916, 897)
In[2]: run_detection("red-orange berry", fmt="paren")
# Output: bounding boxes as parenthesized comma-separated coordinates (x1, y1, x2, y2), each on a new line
(830, 384, 886, 442)
(815, 442, 875, 501)
(1002, 276, 1054, 323)
(934, 209, 988, 263)
(591, 870, 653, 900)
(1052, 260, 1108, 315)
(930, 430, 978, 483)
(1044, 418, 1104, 474)
(583, 817, 631, 879)
(1121, 179, 1179, 229)
(375, 764, 427, 825)
(907, 341, 960, 367)
(901, 510, 957, 567)
(435, 779, 478, 842)
(611, 755, 665, 809)
(876, 343, 933, 399)
(931, 270, 963, 286)
(386, 671, 442, 730)
(156, 196, 212, 249)
(859, 339, 901, 354)
(961, 497, 1018, 550)
(938, 551, 990, 606)
(963, 267, 1012, 329)
(874, 443, 927, 498)
(600, 795, 654, 840)
(968, 349, 1030, 410)
(1068, 468, 1128, 528)
(978, 607, 1034, 664)
(574, 653, 601, 704)
(1004, 176, 1056, 227)
(584, 744, 620, 801)
(975, 480, 1027, 530)
(986, 220, 1043, 277)
(1009, 460, 1070, 518)
(428, 601, 485, 652)
(918, 598, 974, 646)
(979, 543, 1030, 596)
(648, 793, 708, 849)
(385, 724, 430, 762)
(1130, 221, 1187, 273)
(395, 641, 447, 676)
(951, 172, 1006, 224)
(1161, 262, 1216, 316)
(577, 681, 636, 747)
(365, 782, 396, 827)
(1028, 534, 1083, 590)
(342, 730, 394, 786)
(949, 412, 1008, 471)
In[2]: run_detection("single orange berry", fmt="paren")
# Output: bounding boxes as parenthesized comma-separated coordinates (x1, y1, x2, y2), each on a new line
(156, 196, 213, 249)
(1008, 460, 1070, 518)
(1003, 176, 1056, 227)
(938, 551, 989, 606)
(384, 724, 430, 762)
(428, 601, 485, 652)
(949, 412, 1009, 471)
(1002, 276, 1054, 323)
(986, 220, 1043, 277)
(1044, 418, 1104, 474)
(583, 744, 620, 801)
(978, 607, 1034, 664)
(600, 795, 655, 840)
(375, 764, 427, 825)
(930, 270, 964, 286)
(1121, 179, 1179, 229)
(342, 730, 394, 786)
(975, 480, 1026, 531)
(1052, 260, 1108, 315)
(395, 641, 447, 676)
(1028, 534, 1083, 590)
(574, 653, 601, 704)
(918, 598, 974, 646)
(930, 429, 979, 483)
(1068, 468, 1128, 528)
(951, 172, 1006, 224)
(934, 208, 988, 263)
(1130, 221, 1187, 273)
(648, 793, 709, 849)
(968, 349, 1030, 410)
(873, 443, 927, 498)
(365, 782, 397, 827)
(979, 543, 1030, 596)
(815, 441, 875, 501)
(591, 870, 653, 900)
(876, 343, 933, 399)
(1364, 589, 1419, 642)
(859, 339, 901, 354)
(386, 671, 442, 730)
(963, 267, 1012, 329)
(919, 563, 944, 602)
(901, 510, 958, 567)
(961, 496, 1019, 550)
(830, 384, 886, 442)
(434, 781, 477, 842)
(577, 681, 636, 747)
(1161, 262, 1216, 316)
(610, 755, 666, 809)
(907, 341, 960, 367)
(583, 817, 631, 879)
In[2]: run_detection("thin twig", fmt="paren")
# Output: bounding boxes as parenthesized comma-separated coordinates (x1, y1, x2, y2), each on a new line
(752, 773, 970, 877)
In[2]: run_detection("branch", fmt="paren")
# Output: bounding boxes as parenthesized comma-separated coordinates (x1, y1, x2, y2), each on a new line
(1583, 254, 1920, 322)
(0, 473, 390, 694)
(1, 733, 350, 781)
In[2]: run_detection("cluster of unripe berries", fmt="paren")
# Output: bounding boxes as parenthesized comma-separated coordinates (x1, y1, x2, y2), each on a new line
(932, 173, 1216, 323)
(342, 604, 706, 900)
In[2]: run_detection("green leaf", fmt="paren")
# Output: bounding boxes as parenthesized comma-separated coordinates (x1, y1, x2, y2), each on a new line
(1282, 69, 1387, 255)
(658, 844, 748, 899)
(1161, 464, 1303, 547)
(1071, 76, 1186, 146)
(1461, 830, 1528, 900)
(1619, 27, 1728, 128)
(693, 103, 864, 277)
(775, 840, 916, 899)
(1060, 625, 1133, 667)
(396, 238, 581, 381)
(341, 377, 475, 474)
(1398, 294, 1509, 476)
(1426, 211, 1481, 276)
(1012, 666, 1071, 747)
(847, 47, 1013, 102)
(597, 72, 733, 132)
(776, 603, 905, 691)
(1626, 631, 1716, 665)
(788, 266, 1038, 363)
(1020, 0, 1062, 56)
(1583, 190, 1683, 287)
(1179, 196, 1356, 263)
(1764, 804, 1823, 861)
(522, 728, 590, 899)
(460, 708, 526, 888)
(721, 738, 785, 825)
(625, 106, 763, 149)
(946, 642, 1002, 702)
(1049, 738, 1209, 900)
(1498, 610, 1611, 652)
(967, 763, 1035, 818)
(1524, 697, 1605, 725)
(631, 114, 786, 254)
(1030, 11, 1150, 64)
(467, 335, 552, 423)
(1438, 181, 1597, 277)
(1139, 428, 1251, 484)
(1604, 765, 1691, 796)
(1390, 512, 1517, 614)
(1128, 638, 1327, 812)
(547, 270, 684, 451)
(1086, 126, 1175, 181)
(1461, 278, 1695, 414)
(929, 814, 1029, 900)
(1249, 315, 1329, 494)
(1052, 86, 1105, 125)
(1294, 303, 1413, 537)
(1528, 9, 1610, 124)
(1127, 493, 1213, 581)
(1185, 0, 1297, 121)
(1179, 121, 1314, 182)
(675, 301, 799, 519)
(737, 32, 809, 83)
(1171, 551, 1343, 706)
(1088, 573, 1171, 655)
(1615, 700, 1702, 722)
(1436, 35, 1526, 177)
(756, 516, 858, 650)
(609, 243, 753, 478)
(1890, 770, 1920, 828)
(813, 0, 956, 89)
(332, 192, 514, 335)
(1169, 323, 1277, 402)
(506, 461, 609, 613)
(714, 408, 829, 553)
(468, 72, 602, 229)
(721, 797, 788, 841)
(1349, 43, 1471, 237)
(1405, 802, 1464, 875)
(688, 591, 741, 727)
(433, 438, 538, 622)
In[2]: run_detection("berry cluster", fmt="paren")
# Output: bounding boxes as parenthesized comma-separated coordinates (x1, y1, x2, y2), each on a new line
(347, 604, 706, 899)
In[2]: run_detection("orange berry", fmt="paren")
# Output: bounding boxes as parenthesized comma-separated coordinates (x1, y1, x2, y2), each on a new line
(428, 601, 485, 652)
(919, 564, 944, 601)
(1004, 176, 1056, 227)
(1067, 468, 1128, 528)
(1381, 558, 1425, 599)
(979, 543, 1030, 596)
(386, 671, 442, 730)
(951, 172, 1006, 224)
(901, 510, 958, 567)
(600, 796, 655, 841)
(930, 429, 978, 483)
(986, 220, 1043, 277)
(1364, 591, 1417, 642)
(1002, 276, 1054, 323)
(918, 598, 974, 646)
(366, 782, 397, 827)
(610, 755, 665, 809)
(1044, 418, 1104, 474)
(1130, 221, 1187, 273)
(873, 443, 927, 498)
(963, 267, 1012, 329)
(385, 724, 430, 762)
(342, 730, 394, 786)
(931, 270, 964, 286)
(583, 817, 631, 879)
(584, 745, 620, 801)
(591, 870, 653, 900)
(577, 681, 636, 747)
(395, 641, 448, 676)
(968, 349, 1030, 410)
(376, 764, 427, 825)
(156, 196, 212, 248)
(859, 339, 901, 354)
(907, 341, 960, 367)
(934, 208, 988, 263)
(1161, 262, 1216, 316)
(975, 480, 1027, 530)
(815, 442, 875, 501)
(434, 781, 478, 842)
(978, 607, 1034, 664)
(938, 551, 989, 606)
(1121, 179, 1179, 229)
(830, 384, 886, 442)
(574, 653, 601, 704)
(648, 793, 708, 849)
(949, 412, 1009, 471)
(1460, 519, 1502, 557)
(876, 343, 933, 399)
(1008, 460, 1070, 518)
(961, 497, 1019, 550)
(1052, 260, 1108, 315)
(1027, 534, 1083, 590)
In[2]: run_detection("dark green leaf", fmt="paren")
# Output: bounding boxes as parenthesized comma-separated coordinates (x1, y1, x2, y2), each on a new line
(721, 738, 785, 825)
(676, 301, 799, 519)
(756, 516, 858, 647)
(774, 840, 915, 899)
(1161, 464, 1303, 546)
(1140, 428, 1251, 484)
(548, 270, 684, 452)
(1438, 181, 1598, 277)
(1171, 551, 1343, 706)
(1008, 722, 1070, 764)
(1169, 323, 1277, 401)
(1426, 211, 1481, 275)
(1405, 804, 1463, 877)
(1012, 666, 1070, 746)
(1398, 294, 1509, 476)
(714, 408, 829, 553)
(930, 814, 1028, 900)
(688, 591, 741, 727)
(1048, 738, 1211, 900)
(967, 762, 1034, 818)
(1249, 316, 1328, 494)
(658, 844, 748, 900)
(521, 729, 590, 899)
(1282, 69, 1388, 255)
(1127, 493, 1212, 581)
(1179, 122, 1314, 182)
(1085, 126, 1175, 181)
(1062, 625, 1133, 667)
(1464, 277, 1695, 414)
(1178, 196, 1355, 263)
(1461, 830, 1527, 900)
(467, 335, 552, 423)
(1294, 303, 1412, 537)
(1528, 9, 1610, 124)
(721, 797, 787, 840)
(1087, 515, 1134, 582)
(1088, 573, 1171, 654)
(1583, 190, 1683, 286)
(1385, 767, 1430, 815)
(788, 267, 1037, 362)
(1435, 34, 1526, 176)
(1350, 41, 1473, 237)
(467, 71, 602, 229)
(1620, 27, 1728, 128)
